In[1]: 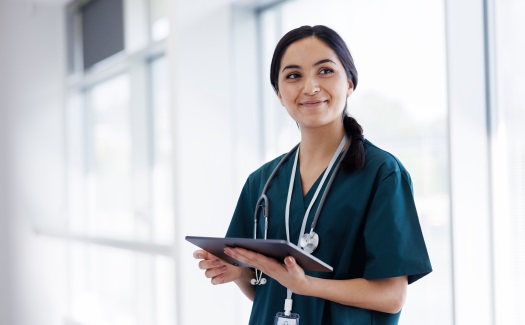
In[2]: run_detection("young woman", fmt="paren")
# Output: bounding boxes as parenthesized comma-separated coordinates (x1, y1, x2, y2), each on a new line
(194, 25, 432, 325)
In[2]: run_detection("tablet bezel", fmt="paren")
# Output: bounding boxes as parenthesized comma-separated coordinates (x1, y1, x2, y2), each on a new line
(186, 236, 333, 272)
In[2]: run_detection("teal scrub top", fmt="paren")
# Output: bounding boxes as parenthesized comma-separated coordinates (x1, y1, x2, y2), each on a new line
(226, 140, 432, 325)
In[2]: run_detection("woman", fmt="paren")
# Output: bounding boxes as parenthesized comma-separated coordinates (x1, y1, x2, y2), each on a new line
(194, 25, 432, 325)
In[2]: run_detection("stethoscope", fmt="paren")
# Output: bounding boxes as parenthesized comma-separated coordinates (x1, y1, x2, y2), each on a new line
(251, 136, 347, 285)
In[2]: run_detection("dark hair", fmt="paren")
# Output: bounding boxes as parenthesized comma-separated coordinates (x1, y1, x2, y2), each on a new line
(270, 25, 365, 171)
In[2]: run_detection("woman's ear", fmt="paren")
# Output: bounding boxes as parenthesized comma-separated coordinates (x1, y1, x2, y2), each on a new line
(277, 91, 285, 106)
(347, 80, 354, 97)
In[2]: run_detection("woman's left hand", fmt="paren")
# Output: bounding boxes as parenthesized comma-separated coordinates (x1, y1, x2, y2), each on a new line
(224, 246, 310, 294)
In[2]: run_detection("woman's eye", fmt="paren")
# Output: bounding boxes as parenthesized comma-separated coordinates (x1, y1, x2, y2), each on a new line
(286, 73, 301, 79)
(319, 68, 334, 75)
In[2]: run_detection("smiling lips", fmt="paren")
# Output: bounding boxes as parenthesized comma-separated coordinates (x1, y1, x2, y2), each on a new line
(299, 99, 328, 108)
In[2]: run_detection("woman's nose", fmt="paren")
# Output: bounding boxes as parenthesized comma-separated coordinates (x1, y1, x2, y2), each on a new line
(303, 77, 320, 95)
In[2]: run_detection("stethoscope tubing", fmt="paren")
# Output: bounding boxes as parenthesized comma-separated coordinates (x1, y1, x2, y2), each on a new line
(253, 144, 299, 239)
(310, 153, 344, 231)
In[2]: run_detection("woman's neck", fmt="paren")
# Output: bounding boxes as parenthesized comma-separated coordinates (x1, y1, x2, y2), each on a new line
(297, 123, 346, 195)
(299, 124, 346, 161)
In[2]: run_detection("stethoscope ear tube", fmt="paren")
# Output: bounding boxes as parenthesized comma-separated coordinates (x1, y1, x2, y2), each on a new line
(253, 144, 300, 241)
(253, 194, 269, 241)
(251, 144, 299, 286)
(310, 156, 344, 231)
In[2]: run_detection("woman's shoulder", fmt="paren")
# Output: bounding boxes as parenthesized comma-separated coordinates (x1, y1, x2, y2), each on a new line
(246, 151, 290, 184)
(363, 139, 410, 177)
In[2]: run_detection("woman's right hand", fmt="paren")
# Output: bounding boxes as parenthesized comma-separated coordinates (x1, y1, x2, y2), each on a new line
(193, 249, 256, 300)
(193, 249, 244, 285)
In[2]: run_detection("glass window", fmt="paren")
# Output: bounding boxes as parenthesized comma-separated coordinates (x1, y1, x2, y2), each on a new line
(65, 59, 174, 324)
(64, 1, 173, 324)
(69, 242, 175, 325)
(149, 55, 174, 244)
(259, 0, 451, 323)
(86, 74, 135, 239)
(150, 0, 169, 41)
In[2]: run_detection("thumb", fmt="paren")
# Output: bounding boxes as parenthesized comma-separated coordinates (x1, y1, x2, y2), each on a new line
(284, 256, 298, 269)
(284, 256, 305, 276)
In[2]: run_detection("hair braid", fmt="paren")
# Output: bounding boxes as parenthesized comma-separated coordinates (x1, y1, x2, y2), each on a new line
(341, 114, 365, 171)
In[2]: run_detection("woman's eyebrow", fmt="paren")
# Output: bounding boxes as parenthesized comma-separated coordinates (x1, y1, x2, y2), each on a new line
(281, 64, 300, 73)
(281, 59, 337, 73)
(314, 59, 336, 66)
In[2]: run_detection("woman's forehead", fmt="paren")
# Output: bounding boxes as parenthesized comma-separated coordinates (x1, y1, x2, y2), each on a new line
(280, 37, 340, 67)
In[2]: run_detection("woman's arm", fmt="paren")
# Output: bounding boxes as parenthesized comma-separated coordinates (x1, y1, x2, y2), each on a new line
(301, 274, 407, 314)
(224, 247, 407, 314)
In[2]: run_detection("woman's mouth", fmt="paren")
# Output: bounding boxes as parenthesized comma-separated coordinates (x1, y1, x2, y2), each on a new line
(300, 100, 328, 108)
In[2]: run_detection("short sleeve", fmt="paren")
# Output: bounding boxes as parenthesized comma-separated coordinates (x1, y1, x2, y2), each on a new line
(363, 169, 432, 284)
(226, 177, 255, 239)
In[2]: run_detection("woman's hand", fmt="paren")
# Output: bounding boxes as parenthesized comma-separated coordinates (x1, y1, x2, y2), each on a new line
(193, 249, 257, 300)
(193, 249, 244, 285)
(224, 247, 310, 295)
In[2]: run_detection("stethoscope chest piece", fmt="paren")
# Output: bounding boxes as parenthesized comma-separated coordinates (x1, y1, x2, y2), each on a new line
(299, 231, 319, 254)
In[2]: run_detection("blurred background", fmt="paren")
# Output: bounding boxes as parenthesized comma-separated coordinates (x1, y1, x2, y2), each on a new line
(0, 0, 523, 324)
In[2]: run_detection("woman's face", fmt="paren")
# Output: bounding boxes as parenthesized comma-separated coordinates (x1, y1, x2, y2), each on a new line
(277, 36, 353, 130)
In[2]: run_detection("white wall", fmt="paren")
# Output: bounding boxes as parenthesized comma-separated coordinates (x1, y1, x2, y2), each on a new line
(0, 104, 10, 323)
(0, 2, 68, 325)
(0, 2, 12, 319)
(0, 149, 10, 325)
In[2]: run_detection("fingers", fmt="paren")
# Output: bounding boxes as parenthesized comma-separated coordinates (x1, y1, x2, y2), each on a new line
(194, 250, 224, 270)
(224, 247, 307, 292)
(205, 264, 228, 279)
(198, 256, 224, 270)
(224, 247, 282, 273)
(193, 249, 242, 285)
(193, 249, 216, 260)
(206, 262, 243, 285)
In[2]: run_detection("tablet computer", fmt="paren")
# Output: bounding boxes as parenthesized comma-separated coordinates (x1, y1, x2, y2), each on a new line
(186, 236, 333, 272)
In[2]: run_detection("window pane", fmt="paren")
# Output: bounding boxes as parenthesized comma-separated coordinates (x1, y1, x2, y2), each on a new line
(66, 92, 87, 233)
(492, 1, 525, 323)
(260, 0, 451, 323)
(69, 243, 144, 325)
(68, 243, 175, 325)
(87, 74, 134, 239)
(149, 56, 174, 244)
(150, 0, 169, 41)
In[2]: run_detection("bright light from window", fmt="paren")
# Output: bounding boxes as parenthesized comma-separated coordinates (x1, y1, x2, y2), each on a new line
(492, 1, 525, 323)
(88, 74, 134, 239)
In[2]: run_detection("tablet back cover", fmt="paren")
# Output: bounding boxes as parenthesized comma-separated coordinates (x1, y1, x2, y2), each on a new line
(186, 236, 332, 272)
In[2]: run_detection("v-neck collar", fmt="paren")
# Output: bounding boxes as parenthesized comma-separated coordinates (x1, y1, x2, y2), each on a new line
(294, 161, 325, 207)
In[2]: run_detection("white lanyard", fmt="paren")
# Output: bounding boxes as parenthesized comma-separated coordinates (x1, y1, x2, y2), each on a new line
(283, 135, 347, 315)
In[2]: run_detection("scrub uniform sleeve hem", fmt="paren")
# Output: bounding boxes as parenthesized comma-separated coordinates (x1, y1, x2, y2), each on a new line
(364, 262, 433, 285)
